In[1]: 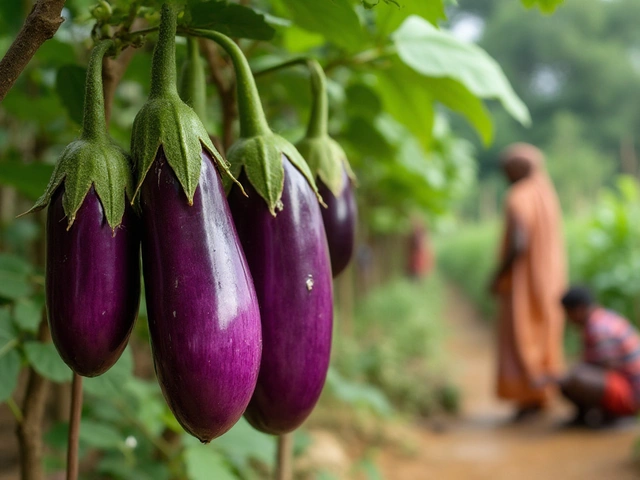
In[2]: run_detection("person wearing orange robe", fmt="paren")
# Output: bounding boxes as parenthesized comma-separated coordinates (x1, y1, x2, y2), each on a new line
(489, 143, 567, 421)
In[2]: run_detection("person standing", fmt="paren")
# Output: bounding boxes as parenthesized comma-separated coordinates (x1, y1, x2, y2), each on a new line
(489, 143, 567, 421)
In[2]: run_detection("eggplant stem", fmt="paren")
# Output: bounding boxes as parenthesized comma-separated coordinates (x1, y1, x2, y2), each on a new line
(66, 373, 83, 480)
(253, 57, 328, 138)
(275, 433, 293, 480)
(188, 28, 271, 138)
(149, 3, 179, 100)
(81, 39, 113, 142)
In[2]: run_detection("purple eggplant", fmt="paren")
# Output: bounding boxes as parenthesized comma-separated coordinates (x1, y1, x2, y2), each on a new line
(317, 168, 357, 277)
(27, 40, 140, 377)
(139, 149, 261, 442)
(229, 157, 333, 434)
(46, 186, 139, 377)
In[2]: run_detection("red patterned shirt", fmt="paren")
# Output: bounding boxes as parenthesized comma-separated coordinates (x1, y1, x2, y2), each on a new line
(583, 308, 640, 402)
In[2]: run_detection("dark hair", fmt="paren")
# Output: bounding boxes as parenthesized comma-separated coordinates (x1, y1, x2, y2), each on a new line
(561, 286, 594, 309)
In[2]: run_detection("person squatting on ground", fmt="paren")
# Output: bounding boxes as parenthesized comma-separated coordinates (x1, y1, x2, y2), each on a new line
(490, 143, 567, 422)
(540, 286, 640, 427)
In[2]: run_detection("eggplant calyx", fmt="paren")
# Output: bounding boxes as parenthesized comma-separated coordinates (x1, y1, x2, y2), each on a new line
(130, 4, 239, 204)
(225, 133, 324, 216)
(23, 39, 133, 231)
(296, 136, 356, 198)
(24, 139, 132, 231)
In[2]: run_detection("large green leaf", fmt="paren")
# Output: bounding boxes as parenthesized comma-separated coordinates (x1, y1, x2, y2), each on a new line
(55, 65, 87, 125)
(23, 342, 72, 383)
(279, 0, 365, 50)
(376, 61, 434, 150)
(392, 15, 530, 126)
(0, 160, 55, 201)
(521, 0, 564, 13)
(425, 77, 493, 145)
(376, 0, 447, 34)
(185, 1, 275, 40)
(0, 350, 21, 402)
(80, 420, 125, 450)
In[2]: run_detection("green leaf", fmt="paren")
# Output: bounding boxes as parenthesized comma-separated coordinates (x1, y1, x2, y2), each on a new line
(55, 65, 87, 125)
(279, 0, 365, 51)
(425, 77, 493, 145)
(376, 61, 434, 150)
(185, 1, 276, 40)
(184, 444, 237, 480)
(376, 0, 446, 34)
(80, 420, 124, 449)
(392, 16, 530, 126)
(23, 342, 72, 383)
(521, 0, 564, 13)
(0, 160, 55, 201)
(0, 350, 21, 402)
(83, 347, 133, 397)
(0, 253, 32, 300)
(0, 308, 18, 342)
(345, 83, 383, 118)
(13, 298, 43, 334)
(1, 91, 64, 125)
(34, 40, 77, 67)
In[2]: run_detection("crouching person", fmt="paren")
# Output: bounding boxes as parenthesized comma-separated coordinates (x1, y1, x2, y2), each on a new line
(552, 286, 640, 427)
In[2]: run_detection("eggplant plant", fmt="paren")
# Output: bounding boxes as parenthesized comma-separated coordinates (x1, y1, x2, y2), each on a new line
(130, 5, 261, 443)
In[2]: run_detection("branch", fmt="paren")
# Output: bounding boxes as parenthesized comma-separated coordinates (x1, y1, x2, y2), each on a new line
(0, 0, 67, 101)
(198, 38, 237, 152)
(17, 319, 51, 480)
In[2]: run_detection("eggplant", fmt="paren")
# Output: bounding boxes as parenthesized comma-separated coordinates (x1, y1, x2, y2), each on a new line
(27, 40, 140, 377)
(293, 59, 357, 277)
(139, 149, 261, 442)
(229, 157, 333, 434)
(131, 5, 260, 442)
(317, 169, 357, 277)
(46, 186, 139, 376)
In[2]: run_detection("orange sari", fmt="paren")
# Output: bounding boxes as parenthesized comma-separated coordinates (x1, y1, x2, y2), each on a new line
(496, 144, 567, 406)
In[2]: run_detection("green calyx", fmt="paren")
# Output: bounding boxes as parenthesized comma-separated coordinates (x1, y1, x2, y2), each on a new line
(189, 28, 322, 215)
(179, 37, 207, 123)
(257, 57, 357, 198)
(131, 4, 236, 205)
(25, 39, 133, 231)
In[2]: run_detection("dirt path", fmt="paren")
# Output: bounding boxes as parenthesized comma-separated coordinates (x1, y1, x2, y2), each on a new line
(376, 287, 639, 480)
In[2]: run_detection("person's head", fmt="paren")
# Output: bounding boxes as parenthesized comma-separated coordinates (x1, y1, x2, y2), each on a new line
(499, 143, 543, 184)
(561, 286, 596, 326)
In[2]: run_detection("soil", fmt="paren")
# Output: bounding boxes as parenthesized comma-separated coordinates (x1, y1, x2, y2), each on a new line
(374, 287, 640, 480)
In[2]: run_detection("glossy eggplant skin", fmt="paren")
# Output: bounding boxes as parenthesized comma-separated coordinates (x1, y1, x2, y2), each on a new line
(140, 148, 261, 443)
(229, 156, 333, 435)
(318, 168, 357, 278)
(46, 186, 140, 377)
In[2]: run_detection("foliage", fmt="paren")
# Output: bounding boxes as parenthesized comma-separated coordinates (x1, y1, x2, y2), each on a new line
(573, 176, 640, 323)
(332, 274, 459, 416)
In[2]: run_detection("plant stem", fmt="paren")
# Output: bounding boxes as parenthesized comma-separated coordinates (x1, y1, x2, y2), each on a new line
(275, 433, 293, 480)
(17, 319, 51, 480)
(7, 397, 24, 423)
(0, 0, 66, 101)
(253, 57, 328, 138)
(305, 59, 328, 138)
(66, 373, 83, 480)
(81, 40, 113, 141)
(149, 4, 178, 100)
(189, 29, 270, 138)
(0, 338, 18, 358)
(179, 37, 207, 122)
